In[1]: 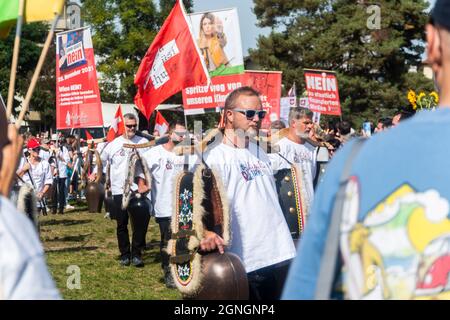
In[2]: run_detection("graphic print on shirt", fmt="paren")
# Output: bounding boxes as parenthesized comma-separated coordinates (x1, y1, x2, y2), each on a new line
(239, 161, 266, 182)
(293, 149, 313, 163)
(340, 177, 450, 300)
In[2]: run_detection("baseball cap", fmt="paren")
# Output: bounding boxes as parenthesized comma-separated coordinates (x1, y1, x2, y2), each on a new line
(431, 0, 450, 31)
(27, 138, 40, 150)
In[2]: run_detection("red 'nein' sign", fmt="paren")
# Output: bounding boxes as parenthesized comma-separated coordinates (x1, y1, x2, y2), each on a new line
(304, 69, 341, 116)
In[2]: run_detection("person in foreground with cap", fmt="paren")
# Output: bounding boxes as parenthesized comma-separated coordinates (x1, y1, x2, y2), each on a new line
(283, 0, 450, 300)
(16, 138, 53, 219)
(0, 107, 60, 299)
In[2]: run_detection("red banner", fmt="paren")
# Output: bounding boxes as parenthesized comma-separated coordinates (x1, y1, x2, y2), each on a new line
(182, 70, 282, 127)
(304, 69, 341, 116)
(56, 27, 103, 129)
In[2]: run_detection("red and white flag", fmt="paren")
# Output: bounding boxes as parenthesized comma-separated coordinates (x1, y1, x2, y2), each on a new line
(85, 129, 93, 141)
(134, 0, 210, 119)
(155, 111, 169, 136)
(106, 105, 125, 142)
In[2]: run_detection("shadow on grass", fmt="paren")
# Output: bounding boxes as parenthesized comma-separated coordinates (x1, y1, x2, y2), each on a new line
(41, 219, 93, 227)
(46, 246, 98, 253)
(142, 250, 162, 264)
(144, 240, 160, 250)
(45, 233, 93, 242)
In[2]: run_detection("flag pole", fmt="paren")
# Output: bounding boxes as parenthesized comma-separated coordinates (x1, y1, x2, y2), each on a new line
(6, 0, 25, 120)
(183, 110, 189, 132)
(16, 13, 60, 129)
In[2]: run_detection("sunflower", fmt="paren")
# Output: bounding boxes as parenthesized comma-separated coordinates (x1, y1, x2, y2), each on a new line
(430, 91, 439, 104)
(407, 90, 416, 105)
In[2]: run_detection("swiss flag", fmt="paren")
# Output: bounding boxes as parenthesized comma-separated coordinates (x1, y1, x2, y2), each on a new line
(134, 0, 210, 119)
(155, 111, 169, 136)
(106, 105, 125, 142)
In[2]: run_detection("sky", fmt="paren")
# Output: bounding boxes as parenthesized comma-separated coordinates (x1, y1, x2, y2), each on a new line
(192, 0, 270, 56)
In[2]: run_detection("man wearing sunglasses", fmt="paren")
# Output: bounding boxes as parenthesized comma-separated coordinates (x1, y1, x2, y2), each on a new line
(142, 119, 195, 288)
(100, 113, 151, 268)
(0, 106, 60, 299)
(201, 86, 296, 300)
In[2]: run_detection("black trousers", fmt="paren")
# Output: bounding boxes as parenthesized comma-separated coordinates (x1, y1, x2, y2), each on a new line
(111, 195, 150, 259)
(247, 261, 291, 300)
(155, 217, 171, 270)
(51, 177, 66, 214)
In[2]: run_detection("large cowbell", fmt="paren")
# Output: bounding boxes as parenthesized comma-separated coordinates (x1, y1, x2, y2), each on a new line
(84, 148, 105, 213)
(168, 164, 248, 300)
(274, 166, 305, 240)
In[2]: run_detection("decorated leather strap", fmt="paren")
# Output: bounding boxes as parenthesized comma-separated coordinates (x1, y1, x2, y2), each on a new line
(290, 165, 305, 235)
(276, 153, 306, 239)
(169, 171, 198, 288)
(168, 162, 230, 297)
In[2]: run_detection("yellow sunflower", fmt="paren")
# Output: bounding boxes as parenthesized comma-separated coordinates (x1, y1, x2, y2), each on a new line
(407, 90, 416, 105)
(430, 91, 439, 104)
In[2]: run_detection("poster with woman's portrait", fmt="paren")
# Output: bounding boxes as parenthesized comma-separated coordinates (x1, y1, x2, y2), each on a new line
(188, 8, 244, 77)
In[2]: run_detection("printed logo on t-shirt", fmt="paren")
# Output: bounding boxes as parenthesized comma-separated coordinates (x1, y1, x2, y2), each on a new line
(340, 177, 450, 300)
(165, 158, 184, 171)
(293, 150, 313, 163)
(239, 161, 266, 182)
(166, 160, 173, 170)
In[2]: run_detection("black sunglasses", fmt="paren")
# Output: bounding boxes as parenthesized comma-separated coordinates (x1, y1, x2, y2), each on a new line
(126, 124, 137, 128)
(233, 108, 267, 120)
(174, 131, 187, 137)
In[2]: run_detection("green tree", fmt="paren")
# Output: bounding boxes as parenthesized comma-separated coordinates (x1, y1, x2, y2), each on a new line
(80, 0, 193, 105)
(251, 0, 434, 127)
(0, 22, 56, 131)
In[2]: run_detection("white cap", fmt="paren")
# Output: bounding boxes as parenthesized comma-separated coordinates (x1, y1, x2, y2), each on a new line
(51, 133, 58, 141)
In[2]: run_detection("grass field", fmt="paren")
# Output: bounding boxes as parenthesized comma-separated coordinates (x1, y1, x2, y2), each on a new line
(40, 203, 181, 300)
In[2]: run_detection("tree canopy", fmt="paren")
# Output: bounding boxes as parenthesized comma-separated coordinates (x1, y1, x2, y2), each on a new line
(251, 0, 434, 126)
(0, 22, 56, 130)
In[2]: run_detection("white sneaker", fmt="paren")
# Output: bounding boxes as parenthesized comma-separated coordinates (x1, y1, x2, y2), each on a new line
(65, 204, 75, 210)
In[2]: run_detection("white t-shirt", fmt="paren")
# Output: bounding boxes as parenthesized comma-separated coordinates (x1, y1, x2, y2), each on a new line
(204, 142, 296, 273)
(17, 158, 53, 193)
(142, 145, 197, 218)
(38, 149, 51, 162)
(0, 196, 60, 299)
(50, 146, 70, 178)
(272, 137, 317, 218)
(101, 135, 149, 195)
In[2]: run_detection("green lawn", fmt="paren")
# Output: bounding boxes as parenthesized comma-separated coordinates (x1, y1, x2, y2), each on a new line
(40, 204, 181, 300)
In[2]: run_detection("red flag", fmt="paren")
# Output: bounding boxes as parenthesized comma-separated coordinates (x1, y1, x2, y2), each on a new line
(134, 0, 210, 119)
(155, 111, 169, 135)
(106, 105, 125, 142)
(85, 129, 93, 141)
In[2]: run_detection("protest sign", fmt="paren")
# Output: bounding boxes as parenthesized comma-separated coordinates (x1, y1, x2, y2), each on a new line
(304, 69, 341, 116)
(280, 96, 296, 125)
(188, 8, 244, 77)
(56, 27, 103, 129)
(183, 70, 282, 127)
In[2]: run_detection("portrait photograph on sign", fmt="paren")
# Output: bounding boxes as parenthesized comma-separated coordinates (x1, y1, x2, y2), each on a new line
(188, 8, 244, 77)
